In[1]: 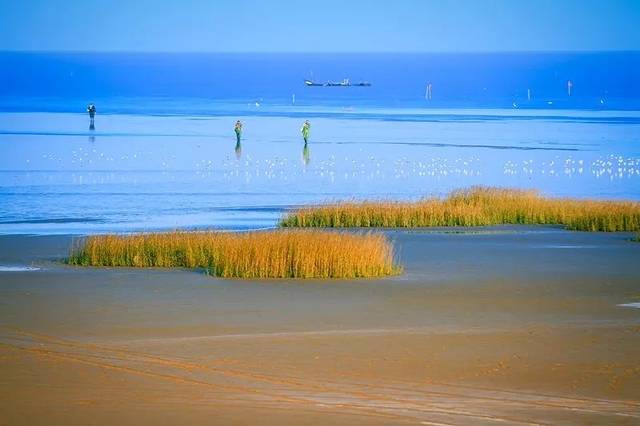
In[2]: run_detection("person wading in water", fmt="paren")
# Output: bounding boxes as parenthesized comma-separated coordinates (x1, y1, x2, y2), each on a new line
(301, 120, 310, 144)
(234, 120, 243, 143)
(87, 103, 96, 129)
(234, 120, 243, 158)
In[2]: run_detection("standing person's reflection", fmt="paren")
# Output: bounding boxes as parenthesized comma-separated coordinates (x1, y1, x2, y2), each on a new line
(235, 139, 242, 159)
(302, 141, 310, 165)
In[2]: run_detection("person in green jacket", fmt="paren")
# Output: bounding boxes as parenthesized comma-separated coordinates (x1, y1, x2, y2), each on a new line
(234, 120, 242, 158)
(301, 120, 310, 144)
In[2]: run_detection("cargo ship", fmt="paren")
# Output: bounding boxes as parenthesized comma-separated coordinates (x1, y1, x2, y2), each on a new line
(304, 78, 371, 87)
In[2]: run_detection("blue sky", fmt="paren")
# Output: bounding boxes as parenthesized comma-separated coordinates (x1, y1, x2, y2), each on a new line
(1, 0, 639, 52)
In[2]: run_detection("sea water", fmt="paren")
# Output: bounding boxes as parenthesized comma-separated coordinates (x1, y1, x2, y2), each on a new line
(0, 52, 639, 234)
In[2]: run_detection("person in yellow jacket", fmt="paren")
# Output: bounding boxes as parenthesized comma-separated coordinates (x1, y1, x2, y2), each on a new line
(301, 120, 310, 144)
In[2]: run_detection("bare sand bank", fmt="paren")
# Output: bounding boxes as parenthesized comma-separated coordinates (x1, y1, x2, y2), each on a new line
(1, 227, 639, 424)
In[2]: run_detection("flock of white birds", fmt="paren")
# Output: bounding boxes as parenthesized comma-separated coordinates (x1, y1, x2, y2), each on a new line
(29, 146, 640, 183)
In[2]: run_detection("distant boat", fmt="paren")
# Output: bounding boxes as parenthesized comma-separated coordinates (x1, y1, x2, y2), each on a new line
(304, 79, 324, 86)
(304, 78, 371, 87)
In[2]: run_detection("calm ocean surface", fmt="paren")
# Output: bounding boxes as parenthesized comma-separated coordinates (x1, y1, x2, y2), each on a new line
(1, 52, 639, 234)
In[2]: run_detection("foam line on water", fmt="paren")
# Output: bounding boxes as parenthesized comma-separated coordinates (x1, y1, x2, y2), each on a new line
(536, 245, 600, 249)
(617, 302, 640, 309)
(0, 265, 40, 272)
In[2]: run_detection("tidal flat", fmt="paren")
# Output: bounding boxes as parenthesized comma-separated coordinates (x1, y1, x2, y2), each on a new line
(1, 227, 639, 425)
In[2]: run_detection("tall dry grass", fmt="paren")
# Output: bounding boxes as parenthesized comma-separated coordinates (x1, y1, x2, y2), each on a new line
(281, 187, 640, 232)
(68, 230, 399, 279)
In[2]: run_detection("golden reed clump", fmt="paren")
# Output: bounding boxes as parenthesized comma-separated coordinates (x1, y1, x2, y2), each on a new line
(68, 230, 399, 279)
(281, 187, 640, 232)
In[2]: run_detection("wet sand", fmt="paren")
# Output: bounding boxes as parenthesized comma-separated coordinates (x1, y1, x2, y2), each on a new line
(1, 227, 639, 425)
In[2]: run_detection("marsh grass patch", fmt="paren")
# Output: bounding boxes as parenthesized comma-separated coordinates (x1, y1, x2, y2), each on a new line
(68, 230, 400, 279)
(281, 187, 640, 232)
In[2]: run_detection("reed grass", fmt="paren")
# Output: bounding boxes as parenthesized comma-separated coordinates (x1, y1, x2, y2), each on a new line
(67, 230, 399, 279)
(280, 187, 640, 232)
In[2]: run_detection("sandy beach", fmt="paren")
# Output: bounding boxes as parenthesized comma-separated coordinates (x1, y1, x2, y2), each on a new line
(1, 227, 639, 425)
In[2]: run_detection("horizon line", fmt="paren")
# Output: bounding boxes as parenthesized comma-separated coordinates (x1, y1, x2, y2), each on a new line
(1, 49, 640, 55)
